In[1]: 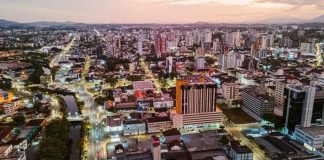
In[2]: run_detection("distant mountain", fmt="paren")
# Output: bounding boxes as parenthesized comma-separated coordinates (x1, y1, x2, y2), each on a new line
(252, 18, 306, 24)
(0, 19, 21, 27)
(309, 15, 324, 23)
(27, 21, 79, 27)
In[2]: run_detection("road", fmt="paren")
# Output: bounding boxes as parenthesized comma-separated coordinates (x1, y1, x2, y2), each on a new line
(224, 120, 268, 160)
(50, 35, 77, 68)
(139, 58, 161, 92)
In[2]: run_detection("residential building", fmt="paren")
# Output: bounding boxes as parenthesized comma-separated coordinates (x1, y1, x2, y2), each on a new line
(280, 36, 293, 48)
(241, 86, 275, 120)
(155, 34, 167, 57)
(274, 81, 286, 116)
(218, 52, 245, 70)
(300, 43, 311, 53)
(161, 128, 181, 144)
(146, 117, 172, 133)
(195, 57, 205, 70)
(222, 82, 241, 101)
(0, 144, 26, 160)
(228, 141, 253, 160)
(123, 120, 146, 136)
(172, 75, 222, 128)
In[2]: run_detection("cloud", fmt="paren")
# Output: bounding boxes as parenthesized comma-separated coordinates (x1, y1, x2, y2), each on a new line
(255, 0, 324, 9)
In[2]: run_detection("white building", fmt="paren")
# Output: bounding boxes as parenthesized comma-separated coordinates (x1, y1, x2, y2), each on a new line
(138, 36, 143, 55)
(294, 126, 324, 153)
(300, 42, 311, 53)
(213, 39, 221, 53)
(186, 36, 194, 47)
(123, 120, 146, 136)
(274, 81, 286, 116)
(226, 31, 241, 47)
(204, 31, 213, 43)
(218, 52, 245, 70)
(146, 117, 172, 133)
(195, 57, 205, 70)
(222, 83, 241, 101)
(228, 141, 253, 160)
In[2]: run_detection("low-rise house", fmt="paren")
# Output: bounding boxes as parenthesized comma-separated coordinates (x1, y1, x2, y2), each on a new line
(0, 127, 14, 144)
(228, 141, 253, 160)
(123, 120, 146, 136)
(7, 138, 27, 151)
(146, 117, 172, 133)
(106, 115, 123, 132)
(161, 128, 181, 144)
(0, 144, 26, 160)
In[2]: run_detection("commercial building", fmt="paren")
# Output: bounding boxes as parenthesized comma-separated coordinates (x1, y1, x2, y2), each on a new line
(283, 85, 324, 134)
(122, 120, 146, 136)
(241, 86, 275, 120)
(228, 141, 253, 160)
(294, 126, 324, 153)
(146, 117, 172, 133)
(172, 75, 222, 128)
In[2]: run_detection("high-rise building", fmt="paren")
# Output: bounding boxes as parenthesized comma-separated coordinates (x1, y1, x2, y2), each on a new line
(218, 52, 245, 70)
(213, 39, 221, 53)
(226, 31, 241, 47)
(186, 36, 194, 47)
(241, 86, 275, 120)
(222, 82, 241, 101)
(171, 75, 222, 128)
(138, 36, 143, 55)
(300, 42, 311, 53)
(155, 34, 167, 57)
(283, 85, 324, 134)
(195, 57, 205, 70)
(260, 35, 274, 49)
(280, 36, 293, 48)
(166, 56, 173, 73)
(274, 81, 286, 116)
(204, 31, 212, 43)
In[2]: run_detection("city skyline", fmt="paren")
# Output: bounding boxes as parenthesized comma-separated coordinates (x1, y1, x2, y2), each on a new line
(1, 0, 324, 24)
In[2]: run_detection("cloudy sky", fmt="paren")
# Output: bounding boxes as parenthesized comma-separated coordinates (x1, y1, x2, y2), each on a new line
(1, 0, 324, 23)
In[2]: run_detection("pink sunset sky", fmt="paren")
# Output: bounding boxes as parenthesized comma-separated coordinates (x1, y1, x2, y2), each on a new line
(1, 0, 324, 23)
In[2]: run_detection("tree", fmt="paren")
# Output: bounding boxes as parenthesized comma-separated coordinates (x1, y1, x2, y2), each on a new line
(205, 57, 216, 65)
(39, 118, 70, 160)
(13, 115, 25, 126)
(220, 135, 229, 145)
(0, 78, 12, 90)
(127, 75, 142, 81)
(39, 137, 69, 160)
(159, 78, 168, 88)
(105, 77, 118, 88)
(262, 113, 284, 129)
(27, 67, 44, 85)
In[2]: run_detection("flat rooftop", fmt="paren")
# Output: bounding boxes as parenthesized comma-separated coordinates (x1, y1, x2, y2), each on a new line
(222, 108, 258, 124)
(179, 75, 215, 84)
(182, 130, 222, 152)
(297, 126, 324, 138)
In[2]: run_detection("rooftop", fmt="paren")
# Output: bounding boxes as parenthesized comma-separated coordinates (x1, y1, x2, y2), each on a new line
(222, 108, 257, 124)
(162, 128, 181, 137)
(25, 119, 45, 127)
(297, 126, 324, 138)
(146, 116, 171, 123)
